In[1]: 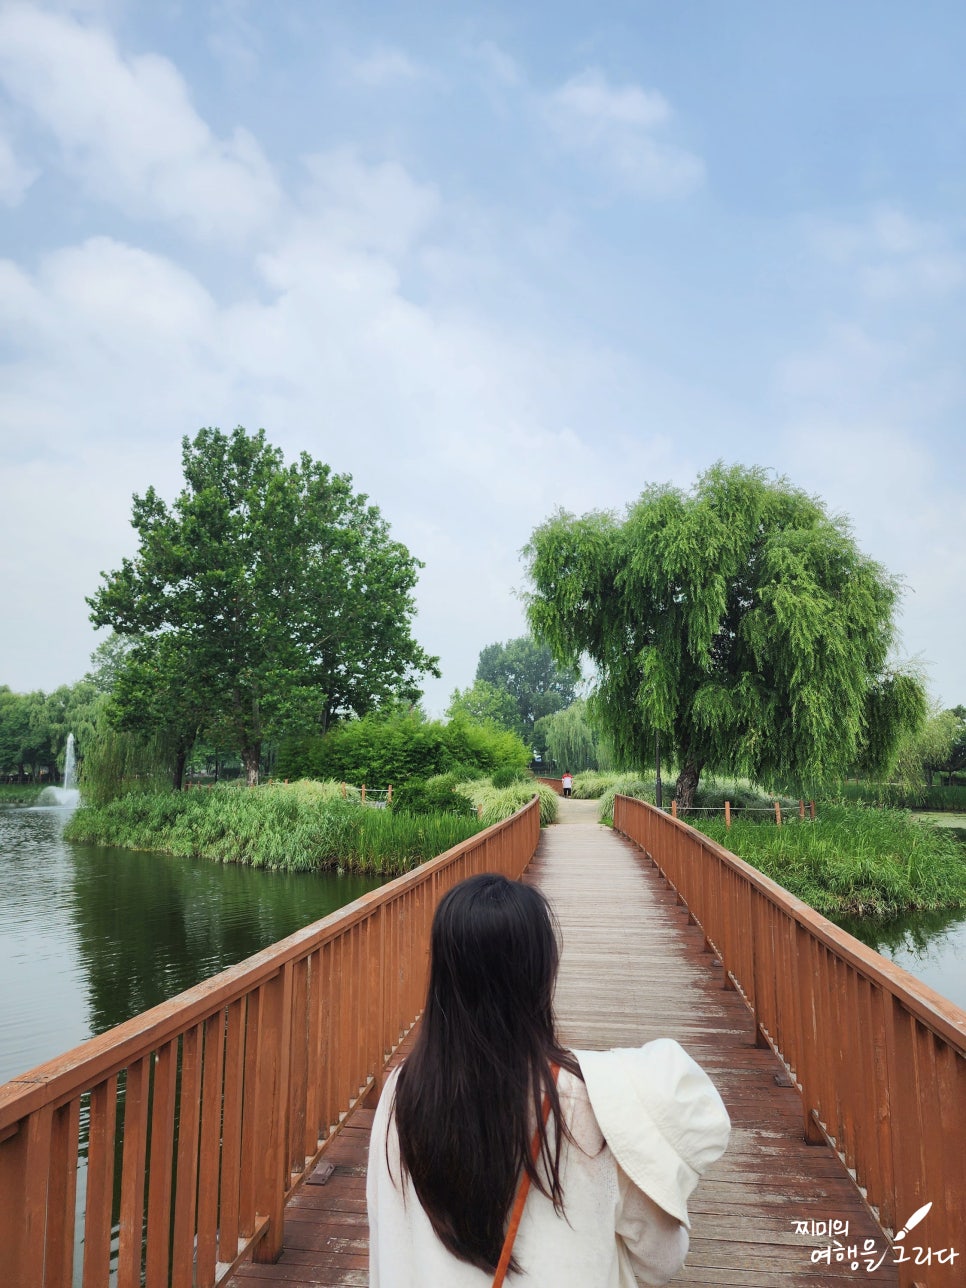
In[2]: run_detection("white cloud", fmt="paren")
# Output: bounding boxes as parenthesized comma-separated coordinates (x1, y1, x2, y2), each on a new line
(552, 69, 670, 130)
(292, 147, 440, 259)
(0, 133, 686, 709)
(0, 4, 281, 241)
(473, 40, 523, 89)
(782, 419, 966, 701)
(807, 206, 966, 300)
(543, 67, 704, 198)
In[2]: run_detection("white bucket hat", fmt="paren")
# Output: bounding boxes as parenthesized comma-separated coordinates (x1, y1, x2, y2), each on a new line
(574, 1039, 731, 1229)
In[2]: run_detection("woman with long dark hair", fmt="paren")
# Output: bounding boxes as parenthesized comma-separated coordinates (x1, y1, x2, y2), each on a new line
(367, 873, 730, 1286)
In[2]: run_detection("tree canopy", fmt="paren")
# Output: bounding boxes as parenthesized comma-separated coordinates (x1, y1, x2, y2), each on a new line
(88, 427, 439, 785)
(473, 635, 579, 740)
(533, 698, 614, 774)
(525, 463, 926, 806)
(446, 679, 522, 734)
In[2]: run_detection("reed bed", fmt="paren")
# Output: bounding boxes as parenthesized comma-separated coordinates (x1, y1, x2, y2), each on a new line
(456, 777, 559, 826)
(691, 804, 966, 915)
(64, 779, 485, 876)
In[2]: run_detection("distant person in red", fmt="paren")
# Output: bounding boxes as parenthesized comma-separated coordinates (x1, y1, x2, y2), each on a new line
(561, 772, 573, 797)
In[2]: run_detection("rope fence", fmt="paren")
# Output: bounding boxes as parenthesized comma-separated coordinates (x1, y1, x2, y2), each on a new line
(666, 799, 817, 827)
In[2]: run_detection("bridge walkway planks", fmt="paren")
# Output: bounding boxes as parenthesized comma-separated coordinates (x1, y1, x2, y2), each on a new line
(230, 797, 896, 1287)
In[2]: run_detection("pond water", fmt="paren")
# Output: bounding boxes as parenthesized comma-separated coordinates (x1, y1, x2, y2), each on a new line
(0, 804, 384, 1085)
(830, 906, 966, 1011)
(3, 804, 963, 1087)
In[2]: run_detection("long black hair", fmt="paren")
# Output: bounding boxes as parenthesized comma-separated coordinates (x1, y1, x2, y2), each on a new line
(392, 873, 581, 1274)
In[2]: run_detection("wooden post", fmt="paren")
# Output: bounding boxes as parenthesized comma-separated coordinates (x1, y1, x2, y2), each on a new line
(341, 782, 346, 799)
(477, 804, 483, 820)
(799, 799, 805, 820)
(361, 784, 366, 805)
(387, 783, 392, 804)
(774, 801, 782, 826)
(671, 800, 677, 819)
(810, 799, 816, 819)
(724, 800, 731, 829)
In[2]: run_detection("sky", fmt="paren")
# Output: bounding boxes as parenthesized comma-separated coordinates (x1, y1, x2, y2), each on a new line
(1, 0, 964, 718)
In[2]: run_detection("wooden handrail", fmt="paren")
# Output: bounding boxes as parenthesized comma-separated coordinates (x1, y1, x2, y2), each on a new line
(0, 796, 542, 1288)
(614, 795, 966, 1288)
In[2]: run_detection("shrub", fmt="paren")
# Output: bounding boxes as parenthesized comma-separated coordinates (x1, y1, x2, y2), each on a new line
(598, 778, 655, 825)
(491, 766, 531, 789)
(456, 778, 558, 826)
(390, 775, 478, 818)
(276, 712, 530, 786)
(571, 772, 624, 800)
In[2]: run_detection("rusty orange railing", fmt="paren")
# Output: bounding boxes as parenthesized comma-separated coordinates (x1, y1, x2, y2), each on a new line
(614, 795, 966, 1287)
(0, 796, 541, 1288)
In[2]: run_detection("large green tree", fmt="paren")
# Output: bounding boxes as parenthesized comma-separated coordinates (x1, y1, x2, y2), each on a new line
(446, 679, 523, 734)
(525, 463, 925, 808)
(474, 636, 580, 741)
(89, 427, 439, 786)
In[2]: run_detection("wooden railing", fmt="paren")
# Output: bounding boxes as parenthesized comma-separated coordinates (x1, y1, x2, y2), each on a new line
(0, 796, 541, 1288)
(614, 795, 966, 1287)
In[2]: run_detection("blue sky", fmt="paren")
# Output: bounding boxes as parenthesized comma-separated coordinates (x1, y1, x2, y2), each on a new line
(1, 0, 963, 716)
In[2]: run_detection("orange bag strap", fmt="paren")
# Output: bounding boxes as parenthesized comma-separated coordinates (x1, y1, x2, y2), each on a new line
(492, 1064, 560, 1288)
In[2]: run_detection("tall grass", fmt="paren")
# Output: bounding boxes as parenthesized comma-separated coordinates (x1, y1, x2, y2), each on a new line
(455, 777, 559, 826)
(64, 780, 486, 876)
(690, 805, 966, 916)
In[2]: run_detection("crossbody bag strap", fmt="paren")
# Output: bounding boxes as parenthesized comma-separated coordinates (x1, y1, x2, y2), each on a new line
(492, 1063, 561, 1288)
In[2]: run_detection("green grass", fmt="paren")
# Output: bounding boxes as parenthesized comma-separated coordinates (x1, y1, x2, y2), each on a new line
(0, 784, 45, 804)
(64, 779, 486, 876)
(689, 804, 966, 916)
(835, 780, 966, 812)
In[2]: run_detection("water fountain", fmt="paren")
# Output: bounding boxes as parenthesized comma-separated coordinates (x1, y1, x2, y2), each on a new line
(39, 733, 80, 807)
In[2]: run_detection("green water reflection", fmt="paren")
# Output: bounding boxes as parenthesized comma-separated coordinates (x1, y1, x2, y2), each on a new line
(830, 905, 966, 1010)
(1, 805, 383, 1083)
(69, 843, 381, 1036)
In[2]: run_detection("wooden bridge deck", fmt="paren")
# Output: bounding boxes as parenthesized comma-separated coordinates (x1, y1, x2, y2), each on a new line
(230, 798, 897, 1286)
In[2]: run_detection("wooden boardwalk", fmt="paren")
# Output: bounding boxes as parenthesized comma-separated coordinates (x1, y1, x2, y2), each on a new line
(230, 798, 897, 1286)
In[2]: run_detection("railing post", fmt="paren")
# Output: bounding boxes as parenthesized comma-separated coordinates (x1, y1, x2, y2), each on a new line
(253, 965, 293, 1263)
(361, 784, 366, 805)
(671, 799, 677, 818)
(774, 801, 782, 826)
(724, 800, 731, 829)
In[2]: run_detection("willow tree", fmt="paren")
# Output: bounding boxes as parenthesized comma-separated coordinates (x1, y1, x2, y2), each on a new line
(525, 463, 925, 808)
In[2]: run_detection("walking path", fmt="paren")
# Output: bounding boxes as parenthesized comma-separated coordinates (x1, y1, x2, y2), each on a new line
(231, 797, 895, 1286)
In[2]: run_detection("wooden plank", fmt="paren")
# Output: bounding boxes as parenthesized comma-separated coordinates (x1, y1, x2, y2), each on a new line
(117, 1058, 149, 1288)
(82, 1075, 117, 1288)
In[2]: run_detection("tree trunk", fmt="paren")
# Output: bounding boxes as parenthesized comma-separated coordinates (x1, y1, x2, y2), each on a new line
(674, 757, 703, 811)
(172, 746, 187, 791)
(242, 744, 261, 787)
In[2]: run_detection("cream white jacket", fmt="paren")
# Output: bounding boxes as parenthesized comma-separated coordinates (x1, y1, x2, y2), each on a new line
(366, 1064, 690, 1288)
